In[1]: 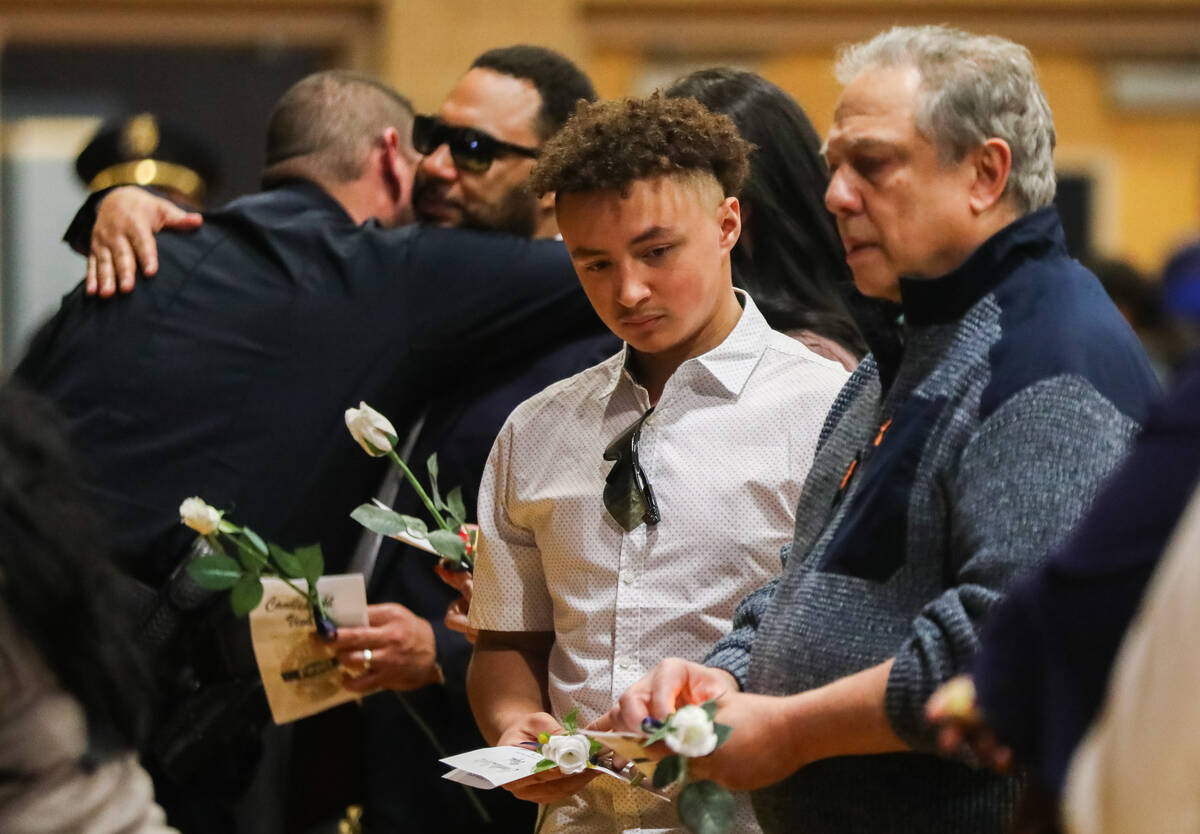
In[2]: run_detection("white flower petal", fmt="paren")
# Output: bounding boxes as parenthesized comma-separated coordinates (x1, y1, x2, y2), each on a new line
(665, 704, 719, 758)
(543, 733, 591, 775)
(345, 401, 397, 458)
(179, 497, 221, 535)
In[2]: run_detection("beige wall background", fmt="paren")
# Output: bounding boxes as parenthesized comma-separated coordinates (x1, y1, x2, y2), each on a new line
(0, 0, 1197, 274)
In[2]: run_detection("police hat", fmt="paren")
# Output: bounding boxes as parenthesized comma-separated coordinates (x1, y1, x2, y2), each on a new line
(75, 113, 220, 205)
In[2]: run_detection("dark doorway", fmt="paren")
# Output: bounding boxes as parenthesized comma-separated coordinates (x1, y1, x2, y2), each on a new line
(1055, 172, 1094, 259)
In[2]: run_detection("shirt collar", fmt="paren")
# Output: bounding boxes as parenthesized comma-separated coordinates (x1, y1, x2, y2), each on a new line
(898, 205, 1067, 327)
(596, 289, 773, 401)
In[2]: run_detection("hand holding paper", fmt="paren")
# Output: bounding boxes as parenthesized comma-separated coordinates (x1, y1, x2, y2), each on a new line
(495, 711, 601, 804)
(329, 602, 442, 693)
(248, 574, 369, 724)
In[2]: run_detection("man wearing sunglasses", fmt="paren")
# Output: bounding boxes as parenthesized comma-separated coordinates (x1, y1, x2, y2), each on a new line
(409, 45, 592, 240)
(465, 95, 850, 834)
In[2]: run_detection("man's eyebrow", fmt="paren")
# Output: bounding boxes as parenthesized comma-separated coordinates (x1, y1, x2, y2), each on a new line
(569, 226, 675, 258)
(822, 135, 899, 164)
(629, 225, 672, 246)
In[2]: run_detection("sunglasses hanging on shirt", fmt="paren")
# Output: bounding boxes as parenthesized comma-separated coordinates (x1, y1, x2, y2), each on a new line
(412, 114, 539, 174)
(602, 408, 661, 532)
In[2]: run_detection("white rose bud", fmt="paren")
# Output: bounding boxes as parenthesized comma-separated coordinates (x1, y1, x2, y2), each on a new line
(345, 401, 397, 457)
(543, 733, 592, 775)
(179, 497, 221, 536)
(664, 704, 719, 758)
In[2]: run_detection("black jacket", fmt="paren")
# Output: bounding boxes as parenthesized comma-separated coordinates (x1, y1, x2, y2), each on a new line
(17, 180, 604, 585)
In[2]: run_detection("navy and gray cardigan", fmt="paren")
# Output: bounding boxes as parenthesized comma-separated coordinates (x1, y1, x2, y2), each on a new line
(707, 207, 1160, 833)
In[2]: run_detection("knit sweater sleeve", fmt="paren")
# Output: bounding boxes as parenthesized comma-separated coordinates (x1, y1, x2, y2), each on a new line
(884, 376, 1141, 749)
(705, 576, 782, 690)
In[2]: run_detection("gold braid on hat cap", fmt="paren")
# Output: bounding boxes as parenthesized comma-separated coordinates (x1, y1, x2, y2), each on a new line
(87, 158, 206, 203)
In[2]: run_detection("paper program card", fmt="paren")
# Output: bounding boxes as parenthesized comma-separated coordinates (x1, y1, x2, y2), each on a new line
(441, 746, 544, 789)
(248, 574, 368, 724)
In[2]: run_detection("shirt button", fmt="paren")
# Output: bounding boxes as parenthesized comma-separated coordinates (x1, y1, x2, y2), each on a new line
(622, 573, 635, 586)
(617, 656, 633, 670)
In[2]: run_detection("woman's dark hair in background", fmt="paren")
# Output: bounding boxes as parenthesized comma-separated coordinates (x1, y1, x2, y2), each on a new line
(667, 68, 889, 359)
(0, 382, 152, 759)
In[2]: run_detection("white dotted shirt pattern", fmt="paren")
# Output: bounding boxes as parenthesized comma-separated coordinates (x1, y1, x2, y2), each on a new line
(471, 294, 849, 834)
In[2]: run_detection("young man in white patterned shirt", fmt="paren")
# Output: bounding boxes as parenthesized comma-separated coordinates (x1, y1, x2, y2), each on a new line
(465, 95, 849, 834)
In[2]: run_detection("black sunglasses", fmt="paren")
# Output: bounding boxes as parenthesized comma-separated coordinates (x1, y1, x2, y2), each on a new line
(412, 114, 538, 174)
(602, 408, 661, 532)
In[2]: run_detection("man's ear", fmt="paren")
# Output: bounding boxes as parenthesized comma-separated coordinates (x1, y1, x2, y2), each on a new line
(379, 127, 412, 207)
(968, 138, 1013, 214)
(535, 187, 557, 235)
(717, 196, 741, 255)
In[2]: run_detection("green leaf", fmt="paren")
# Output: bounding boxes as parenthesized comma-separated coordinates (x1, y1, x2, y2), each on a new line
(217, 519, 238, 535)
(427, 529, 467, 564)
(446, 486, 467, 526)
(562, 708, 579, 734)
(268, 543, 306, 579)
(678, 780, 736, 834)
(294, 543, 325, 585)
(643, 717, 674, 747)
(533, 758, 557, 773)
(713, 722, 733, 749)
(187, 554, 244, 589)
(230, 574, 265, 616)
(651, 754, 683, 789)
(589, 739, 603, 756)
(242, 526, 269, 556)
(235, 538, 268, 572)
(426, 453, 444, 510)
(350, 504, 428, 538)
(700, 699, 719, 722)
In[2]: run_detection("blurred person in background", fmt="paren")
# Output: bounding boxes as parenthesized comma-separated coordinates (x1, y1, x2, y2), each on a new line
(0, 382, 172, 833)
(75, 112, 220, 211)
(1085, 253, 1189, 383)
(1161, 239, 1200, 353)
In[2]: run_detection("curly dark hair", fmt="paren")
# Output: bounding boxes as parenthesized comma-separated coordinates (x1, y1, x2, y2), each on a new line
(528, 94, 751, 199)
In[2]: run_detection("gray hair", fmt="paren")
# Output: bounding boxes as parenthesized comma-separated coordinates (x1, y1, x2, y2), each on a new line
(835, 25, 1056, 213)
(262, 70, 414, 184)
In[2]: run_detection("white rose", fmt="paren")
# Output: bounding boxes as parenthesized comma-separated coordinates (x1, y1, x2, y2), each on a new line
(542, 733, 592, 775)
(344, 401, 397, 457)
(179, 497, 221, 536)
(664, 704, 718, 758)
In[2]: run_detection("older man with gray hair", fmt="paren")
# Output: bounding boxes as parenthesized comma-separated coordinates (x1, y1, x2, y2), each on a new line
(603, 25, 1159, 832)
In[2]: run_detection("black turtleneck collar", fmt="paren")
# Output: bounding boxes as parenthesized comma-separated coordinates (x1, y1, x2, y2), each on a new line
(898, 206, 1066, 328)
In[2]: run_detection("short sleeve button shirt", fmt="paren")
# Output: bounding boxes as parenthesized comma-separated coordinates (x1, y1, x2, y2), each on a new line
(471, 293, 849, 833)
